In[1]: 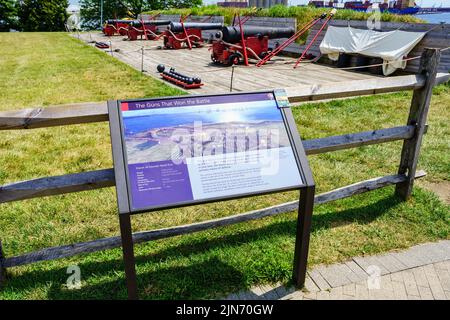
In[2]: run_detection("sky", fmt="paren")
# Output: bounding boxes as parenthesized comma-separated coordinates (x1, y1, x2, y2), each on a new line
(69, 0, 450, 7)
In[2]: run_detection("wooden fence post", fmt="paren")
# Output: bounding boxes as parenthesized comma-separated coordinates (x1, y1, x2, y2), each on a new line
(395, 48, 441, 200)
(0, 240, 6, 288)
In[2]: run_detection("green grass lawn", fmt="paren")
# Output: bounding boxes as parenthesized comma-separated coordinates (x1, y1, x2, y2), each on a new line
(0, 33, 448, 300)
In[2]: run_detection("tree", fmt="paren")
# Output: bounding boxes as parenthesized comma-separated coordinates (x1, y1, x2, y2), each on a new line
(18, 0, 69, 31)
(163, 0, 203, 9)
(80, 0, 202, 30)
(80, 0, 144, 29)
(0, 0, 18, 31)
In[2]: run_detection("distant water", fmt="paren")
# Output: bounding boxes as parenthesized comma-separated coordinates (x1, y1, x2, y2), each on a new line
(123, 108, 281, 135)
(416, 12, 450, 24)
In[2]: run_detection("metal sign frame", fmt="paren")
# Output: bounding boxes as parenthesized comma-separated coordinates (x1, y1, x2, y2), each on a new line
(108, 90, 315, 299)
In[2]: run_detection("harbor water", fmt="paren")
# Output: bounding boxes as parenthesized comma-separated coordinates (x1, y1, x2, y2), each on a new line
(416, 12, 450, 24)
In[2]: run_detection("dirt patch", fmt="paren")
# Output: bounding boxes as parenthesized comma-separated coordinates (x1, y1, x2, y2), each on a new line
(419, 181, 450, 205)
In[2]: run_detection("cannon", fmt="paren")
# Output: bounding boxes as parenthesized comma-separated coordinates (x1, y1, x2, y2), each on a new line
(102, 19, 133, 36)
(163, 22, 223, 50)
(168, 22, 223, 33)
(127, 20, 171, 41)
(211, 26, 295, 66)
(221, 26, 295, 43)
(157, 65, 203, 89)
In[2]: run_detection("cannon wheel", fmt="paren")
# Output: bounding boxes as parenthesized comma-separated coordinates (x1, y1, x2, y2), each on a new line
(260, 51, 269, 59)
(227, 53, 240, 66)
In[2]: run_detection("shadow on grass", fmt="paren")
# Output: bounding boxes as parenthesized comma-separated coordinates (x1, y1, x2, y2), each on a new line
(141, 193, 403, 264)
(44, 257, 246, 300)
(2, 193, 403, 299)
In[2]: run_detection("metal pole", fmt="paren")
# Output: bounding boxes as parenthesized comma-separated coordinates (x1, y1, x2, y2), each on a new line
(140, 19, 148, 40)
(109, 41, 113, 56)
(237, 15, 249, 66)
(119, 214, 138, 300)
(141, 46, 144, 72)
(230, 66, 235, 92)
(180, 15, 192, 50)
(256, 15, 324, 67)
(100, 0, 104, 30)
(294, 10, 335, 69)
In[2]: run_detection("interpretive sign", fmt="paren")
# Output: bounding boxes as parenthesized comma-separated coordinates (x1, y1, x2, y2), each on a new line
(108, 90, 315, 299)
(110, 91, 307, 214)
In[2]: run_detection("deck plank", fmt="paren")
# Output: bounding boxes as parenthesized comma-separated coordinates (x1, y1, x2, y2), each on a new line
(77, 32, 383, 95)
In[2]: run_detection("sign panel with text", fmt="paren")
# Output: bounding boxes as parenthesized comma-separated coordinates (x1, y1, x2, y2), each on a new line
(110, 91, 306, 214)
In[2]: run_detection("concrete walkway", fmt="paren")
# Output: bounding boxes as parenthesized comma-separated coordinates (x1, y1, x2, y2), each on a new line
(223, 240, 450, 300)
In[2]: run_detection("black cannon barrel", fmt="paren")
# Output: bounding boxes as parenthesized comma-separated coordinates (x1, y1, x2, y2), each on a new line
(105, 19, 134, 25)
(220, 26, 295, 43)
(168, 22, 223, 33)
(130, 20, 171, 28)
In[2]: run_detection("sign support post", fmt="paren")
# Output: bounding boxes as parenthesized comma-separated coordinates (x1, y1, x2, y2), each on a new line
(119, 213, 138, 299)
(279, 100, 316, 287)
(293, 186, 315, 286)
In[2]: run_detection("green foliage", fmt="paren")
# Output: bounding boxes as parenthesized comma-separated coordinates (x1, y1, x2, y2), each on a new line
(0, 0, 18, 31)
(18, 0, 69, 32)
(162, 0, 203, 9)
(146, 4, 424, 28)
(80, 0, 157, 27)
(80, 0, 203, 29)
(80, 0, 130, 29)
(143, 4, 423, 43)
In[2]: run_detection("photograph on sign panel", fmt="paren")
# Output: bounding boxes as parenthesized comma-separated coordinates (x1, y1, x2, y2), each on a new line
(122, 99, 290, 165)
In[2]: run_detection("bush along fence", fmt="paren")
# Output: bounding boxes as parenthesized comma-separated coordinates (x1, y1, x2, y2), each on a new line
(0, 48, 448, 294)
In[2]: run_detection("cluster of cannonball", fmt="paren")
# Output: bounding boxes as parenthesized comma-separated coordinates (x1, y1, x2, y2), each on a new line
(157, 64, 201, 85)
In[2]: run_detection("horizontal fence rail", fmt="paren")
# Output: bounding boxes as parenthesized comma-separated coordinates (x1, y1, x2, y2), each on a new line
(0, 101, 108, 130)
(3, 170, 426, 268)
(0, 125, 416, 204)
(0, 73, 448, 131)
(285, 73, 448, 103)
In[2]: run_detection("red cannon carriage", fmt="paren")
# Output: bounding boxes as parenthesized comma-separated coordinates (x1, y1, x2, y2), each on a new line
(211, 25, 295, 66)
(102, 19, 132, 36)
(127, 20, 171, 41)
(163, 22, 223, 50)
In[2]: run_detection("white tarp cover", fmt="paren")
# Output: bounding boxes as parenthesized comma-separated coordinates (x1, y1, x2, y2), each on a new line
(319, 26, 426, 75)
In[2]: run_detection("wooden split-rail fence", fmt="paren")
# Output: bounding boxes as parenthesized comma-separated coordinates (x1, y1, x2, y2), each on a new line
(0, 49, 448, 288)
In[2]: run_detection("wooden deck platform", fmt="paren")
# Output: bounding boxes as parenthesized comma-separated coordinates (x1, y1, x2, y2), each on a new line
(77, 32, 382, 95)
